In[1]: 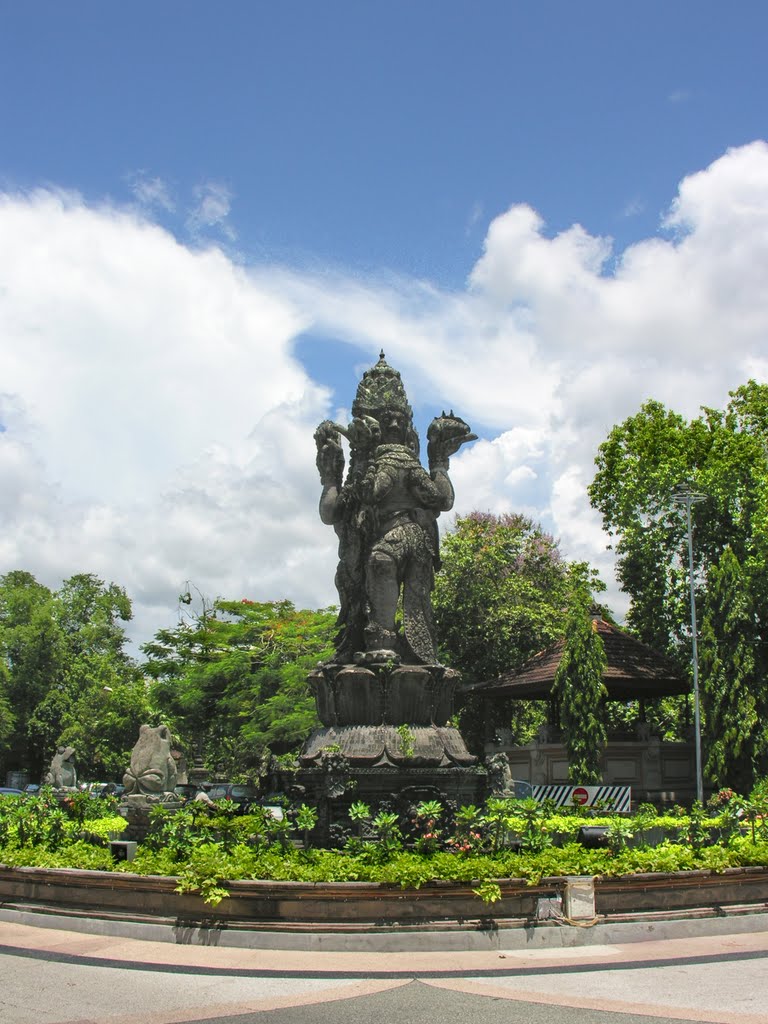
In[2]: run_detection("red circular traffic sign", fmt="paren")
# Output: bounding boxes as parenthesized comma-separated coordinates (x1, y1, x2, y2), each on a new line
(572, 786, 589, 805)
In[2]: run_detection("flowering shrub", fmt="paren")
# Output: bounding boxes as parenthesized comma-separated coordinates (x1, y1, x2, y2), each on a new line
(0, 788, 123, 851)
(411, 800, 444, 854)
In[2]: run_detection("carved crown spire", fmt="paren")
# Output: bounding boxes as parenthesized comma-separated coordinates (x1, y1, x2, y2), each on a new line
(352, 351, 413, 421)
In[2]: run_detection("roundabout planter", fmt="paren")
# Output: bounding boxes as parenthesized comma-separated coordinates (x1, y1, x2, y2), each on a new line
(1, 862, 767, 950)
(0, 863, 555, 925)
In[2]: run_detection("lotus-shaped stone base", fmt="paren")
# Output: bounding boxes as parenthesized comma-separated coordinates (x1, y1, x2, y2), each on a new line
(300, 662, 476, 768)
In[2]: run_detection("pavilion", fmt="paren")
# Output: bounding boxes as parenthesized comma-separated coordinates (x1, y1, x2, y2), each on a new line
(468, 616, 696, 802)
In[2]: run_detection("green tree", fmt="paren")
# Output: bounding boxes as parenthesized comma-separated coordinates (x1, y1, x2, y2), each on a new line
(699, 547, 768, 791)
(0, 571, 64, 776)
(55, 573, 134, 660)
(0, 571, 149, 781)
(433, 512, 600, 748)
(552, 579, 608, 783)
(589, 380, 768, 787)
(54, 670, 153, 781)
(28, 573, 147, 780)
(590, 382, 768, 657)
(139, 588, 219, 743)
(0, 661, 14, 763)
(589, 400, 698, 657)
(434, 512, 571, 684)
(143, 598, 336, 776)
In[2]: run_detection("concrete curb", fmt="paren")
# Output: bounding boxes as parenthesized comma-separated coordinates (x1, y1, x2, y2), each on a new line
(1, 901, 768, 951)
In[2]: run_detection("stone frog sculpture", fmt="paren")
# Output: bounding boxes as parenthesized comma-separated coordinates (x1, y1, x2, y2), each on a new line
(45, 745, 77, 789)
(123, 724, 178, 798)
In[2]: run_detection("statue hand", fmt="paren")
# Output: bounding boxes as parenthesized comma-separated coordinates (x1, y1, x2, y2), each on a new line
(314, 420, 345, 486)
(427, 412, 477, 467)
(347, 415, 381, 452)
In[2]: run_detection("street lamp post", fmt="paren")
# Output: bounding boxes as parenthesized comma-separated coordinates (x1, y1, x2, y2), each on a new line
(671, 483, 707, 805)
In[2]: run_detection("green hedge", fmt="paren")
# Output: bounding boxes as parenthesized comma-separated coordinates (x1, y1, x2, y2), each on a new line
(1, 790, 766, 906)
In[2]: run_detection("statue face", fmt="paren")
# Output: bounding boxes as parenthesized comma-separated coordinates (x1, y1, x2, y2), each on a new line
(378, 409, 409, 444)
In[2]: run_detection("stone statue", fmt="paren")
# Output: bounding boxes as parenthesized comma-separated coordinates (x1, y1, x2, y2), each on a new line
(486, 752, 516, 798)
(45, 745, 77, 790)
(300, 352, 479, 779)
(123, 724, 178, 798)
(315, 352, 475, 664)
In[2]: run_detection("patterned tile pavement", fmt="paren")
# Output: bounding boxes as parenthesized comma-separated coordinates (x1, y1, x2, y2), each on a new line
(1, 920, 766, 1024)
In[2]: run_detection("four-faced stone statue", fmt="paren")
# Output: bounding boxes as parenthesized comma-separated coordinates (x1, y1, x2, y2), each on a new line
(315, 352, 475, 664)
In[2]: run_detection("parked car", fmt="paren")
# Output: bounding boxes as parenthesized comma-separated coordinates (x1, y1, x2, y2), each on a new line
(83, 782, 124, 798)
(510, 779, 533, 799)
(204, 783, 259, 813)
(0, 787, 24, 798)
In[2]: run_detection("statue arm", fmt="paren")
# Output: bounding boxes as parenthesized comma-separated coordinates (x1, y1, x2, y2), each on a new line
(319, 483, 341, 525)
(407, 462, 454, 512)
(315, 421, 345, 524)
(425, 412, 477, 511)
(429, 464, 455, 511)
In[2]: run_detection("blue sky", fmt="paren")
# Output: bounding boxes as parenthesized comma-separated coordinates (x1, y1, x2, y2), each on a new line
(1, 2, 767, 646)
(5, 3, 765, 281)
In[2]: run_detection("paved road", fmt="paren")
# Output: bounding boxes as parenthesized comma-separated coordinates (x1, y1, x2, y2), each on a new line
(1, 921, 766, 1024)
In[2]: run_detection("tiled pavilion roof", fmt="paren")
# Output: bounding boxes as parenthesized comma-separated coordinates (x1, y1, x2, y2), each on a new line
(469, 617, 689, 701)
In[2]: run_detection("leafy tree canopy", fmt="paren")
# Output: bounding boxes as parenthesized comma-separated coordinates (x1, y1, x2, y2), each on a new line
(0, 571, 149, 781)
(434, 512, 572, 684)
(433, 512, 606, 748)
(589, 381, 768, 787)
(589, 381, 768, 658)
(143, 598, 336, 778)
(699, 546, 768, 789)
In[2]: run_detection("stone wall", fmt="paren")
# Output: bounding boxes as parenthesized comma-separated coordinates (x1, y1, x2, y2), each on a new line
(487, 729, 696, 804)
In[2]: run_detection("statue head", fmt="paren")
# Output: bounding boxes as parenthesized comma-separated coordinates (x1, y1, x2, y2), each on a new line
(352, 351, 419, 452)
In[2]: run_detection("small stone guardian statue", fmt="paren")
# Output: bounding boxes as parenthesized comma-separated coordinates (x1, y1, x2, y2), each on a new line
(45, 745, 77, 790)
(486, 752, 517, 799)
(123, 724, 178, 800)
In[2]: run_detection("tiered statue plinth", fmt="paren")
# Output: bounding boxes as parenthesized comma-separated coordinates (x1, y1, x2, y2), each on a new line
(300, 662, 474, 767)
(297, 660, 482, 815)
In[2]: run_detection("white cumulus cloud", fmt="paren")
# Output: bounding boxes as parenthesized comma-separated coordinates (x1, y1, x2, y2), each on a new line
(1, 141, 767, 649)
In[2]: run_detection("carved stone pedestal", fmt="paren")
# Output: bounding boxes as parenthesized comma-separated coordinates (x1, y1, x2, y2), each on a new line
(50, 787, 79, 803)
(293, 663, 482, 834)
(118, 794, 183, 842)
(300, 662, 475, 768)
